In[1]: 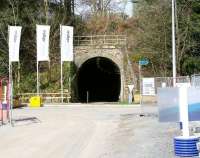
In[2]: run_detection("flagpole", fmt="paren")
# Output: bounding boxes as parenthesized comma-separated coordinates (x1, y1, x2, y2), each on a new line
(61, 61, 64, 103)
(172, 0, 176, 87)
(68, 62, 71, 103)
(139, 64, 142, 105)
(8, 26, 22, 126)
(37, 61, 39, 96)
(60, 25, 63, 103)
(60, 25, 73, 103)
(69, 62, 71, 94)
(9, 62, 13, 126)
(8, 25, 13, 126)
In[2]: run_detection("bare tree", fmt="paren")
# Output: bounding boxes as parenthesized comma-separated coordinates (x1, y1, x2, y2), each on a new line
(76, 0, 126, 17)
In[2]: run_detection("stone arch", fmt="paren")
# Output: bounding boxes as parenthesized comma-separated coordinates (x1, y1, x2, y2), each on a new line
(74, 48, 125, 102)
(74, 49, 123, 70)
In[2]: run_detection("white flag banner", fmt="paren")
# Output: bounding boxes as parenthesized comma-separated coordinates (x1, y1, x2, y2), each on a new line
(9, 26, 22, 62)
(36, 25, 50, 61)
(60, 25, 74, 61)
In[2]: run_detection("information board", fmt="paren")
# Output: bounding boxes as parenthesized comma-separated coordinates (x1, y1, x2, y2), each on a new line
(142, 78, 155, 96)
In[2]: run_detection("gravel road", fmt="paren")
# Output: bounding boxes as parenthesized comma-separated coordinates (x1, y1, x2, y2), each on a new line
(0, 104, 181, 158)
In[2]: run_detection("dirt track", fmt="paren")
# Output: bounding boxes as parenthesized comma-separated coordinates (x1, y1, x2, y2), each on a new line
(0, 104, 179, 158)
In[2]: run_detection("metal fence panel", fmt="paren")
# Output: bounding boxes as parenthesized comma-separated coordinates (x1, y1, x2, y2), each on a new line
(191, 74, 200, 87)
(155, 76, 190, 93)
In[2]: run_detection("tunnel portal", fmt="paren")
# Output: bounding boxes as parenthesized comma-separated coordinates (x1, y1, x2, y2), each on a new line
(77, 57, 121, 102)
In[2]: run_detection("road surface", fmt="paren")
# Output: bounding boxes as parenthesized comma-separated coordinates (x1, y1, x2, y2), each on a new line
(0, 104, 180, 158)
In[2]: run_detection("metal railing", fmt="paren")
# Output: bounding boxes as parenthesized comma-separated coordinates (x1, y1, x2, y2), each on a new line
(74, 35, 127, 47)
(17, 92, 71, 104)
(191, 74, 200, 87)
(155, 76, 190, 88)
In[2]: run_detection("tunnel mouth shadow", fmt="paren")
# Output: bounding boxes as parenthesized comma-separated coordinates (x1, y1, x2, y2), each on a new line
(77, 57, 121, 103)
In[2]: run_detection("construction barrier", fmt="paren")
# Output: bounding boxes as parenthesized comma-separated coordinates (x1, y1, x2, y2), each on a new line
(29, 96, 42, 108)
(0, 78, 10, 124)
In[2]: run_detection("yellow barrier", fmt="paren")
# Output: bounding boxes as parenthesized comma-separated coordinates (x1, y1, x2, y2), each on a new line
(29, 96, 42, 108)
(134, 94, 140, 104)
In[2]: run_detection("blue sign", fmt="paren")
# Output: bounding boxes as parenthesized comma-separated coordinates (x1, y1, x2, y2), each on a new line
(139, 59, 149, 65)
(158, 87, 200, 122)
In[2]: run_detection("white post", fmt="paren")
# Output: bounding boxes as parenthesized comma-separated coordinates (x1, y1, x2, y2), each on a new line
(172, 0, 176, 87)
(61, 61, 63, 103)
(9, 62, 13, 125)
(87, 91, 89, 103)
(60, 24, 64, 103)
(179, 86, 189, 137)
(37, 61, 39, 96)
(139, 64, 142, 105)
(68, 62, 71, 101)
(69, 76, 71, 93)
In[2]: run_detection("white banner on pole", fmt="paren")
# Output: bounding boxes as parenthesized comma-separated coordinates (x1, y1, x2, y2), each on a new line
(9, 26, 22, 62)
(36, 25, 50, 61)
(60, 25, 74, 61)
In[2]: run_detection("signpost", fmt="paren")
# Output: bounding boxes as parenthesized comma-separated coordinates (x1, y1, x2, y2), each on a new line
(139, 59, 149, 105)
(139, 59, 149, 66)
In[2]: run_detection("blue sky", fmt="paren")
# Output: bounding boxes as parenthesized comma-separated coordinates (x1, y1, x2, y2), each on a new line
(125, 1, 133, 16)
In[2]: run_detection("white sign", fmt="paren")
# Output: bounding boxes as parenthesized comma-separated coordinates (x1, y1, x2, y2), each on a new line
(9, 26, 22, 62)
(60, 25, 74, 61)
(36, 25, 50, 61)
(142, 78, 155, 96)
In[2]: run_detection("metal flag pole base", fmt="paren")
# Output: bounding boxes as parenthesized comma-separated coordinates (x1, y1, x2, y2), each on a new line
(173, 86, 199, 157)
(174, 136, 199, 157)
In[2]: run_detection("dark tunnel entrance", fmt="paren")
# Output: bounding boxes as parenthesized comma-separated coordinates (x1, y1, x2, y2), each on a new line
(77, 57, 121, 103)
